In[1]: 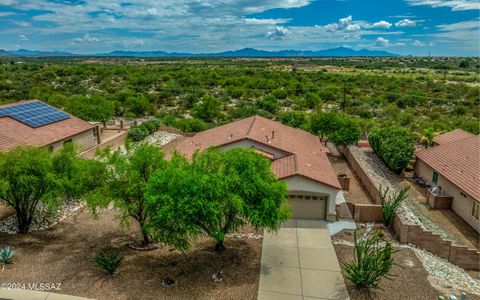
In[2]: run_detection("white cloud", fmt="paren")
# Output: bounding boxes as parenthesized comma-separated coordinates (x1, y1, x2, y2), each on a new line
(324, 15, 362, 33)
(413, 39, 424, 46)
(371, 21, 392, 29)
(244, 18, 290, 25)
(395, 19, 417, 27)
(373, 37, 407, 47)
(0, 11, 15, 17)
(436, 19, 479, 31)
(406, 0, 479, 11)
(71, 34, 100, 44)
(11, 20, 30, 27)
(266, 26, 289, 40)
(18, 34, 27, 41)
(374, 37, 389, 47)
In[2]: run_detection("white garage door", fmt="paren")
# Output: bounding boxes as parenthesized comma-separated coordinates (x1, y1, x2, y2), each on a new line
(287, 195, 327, 220)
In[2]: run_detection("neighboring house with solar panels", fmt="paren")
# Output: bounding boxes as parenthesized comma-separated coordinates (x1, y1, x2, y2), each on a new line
(0, 99, 99, 152)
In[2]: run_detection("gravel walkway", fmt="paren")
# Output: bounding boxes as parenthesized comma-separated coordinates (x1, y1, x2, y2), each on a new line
(347, 146, 451, 240)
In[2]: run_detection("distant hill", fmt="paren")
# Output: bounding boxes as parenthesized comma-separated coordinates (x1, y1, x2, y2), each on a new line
(1, 47, 400, 57)
(5, 49, 76, 57)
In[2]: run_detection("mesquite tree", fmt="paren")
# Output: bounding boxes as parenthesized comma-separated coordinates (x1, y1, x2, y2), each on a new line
(0, 145, 100, 234)
(88, 143, 165, 245)
(146, 148, 291, 253)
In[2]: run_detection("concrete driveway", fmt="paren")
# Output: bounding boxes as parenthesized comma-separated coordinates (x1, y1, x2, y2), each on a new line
(258, 220, 350, 300)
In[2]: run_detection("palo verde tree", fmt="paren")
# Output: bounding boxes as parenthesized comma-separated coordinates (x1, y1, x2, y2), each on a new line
(146, 148, 291, 252)
(0, 146, 99, 234)
(88, 143, 166, 245)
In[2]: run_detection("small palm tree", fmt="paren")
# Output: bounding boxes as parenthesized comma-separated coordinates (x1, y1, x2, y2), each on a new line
(420, 128, 435, 148)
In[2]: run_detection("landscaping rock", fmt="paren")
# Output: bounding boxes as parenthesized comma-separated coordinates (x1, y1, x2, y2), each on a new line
(0, 199, 84, 234)
(347, 146, 451, 240)
(145, 131, 181, 147)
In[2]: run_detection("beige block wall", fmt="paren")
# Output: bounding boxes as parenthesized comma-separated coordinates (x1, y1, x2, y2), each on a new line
(48, 129, 96, 152)
(283, 175, 340, 221)
(415, 159, 480, 233)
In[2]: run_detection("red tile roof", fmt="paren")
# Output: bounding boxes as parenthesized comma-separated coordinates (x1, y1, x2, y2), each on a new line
(0, 100, 95, 152)
(174, 115, 341, 189)
(416, 135, 480, 201)
(433, 129, 475, 145)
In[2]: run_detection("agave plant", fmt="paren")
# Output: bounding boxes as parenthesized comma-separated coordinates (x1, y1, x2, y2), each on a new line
(93, 249, 123, 276)
(0, 246, 15, 265)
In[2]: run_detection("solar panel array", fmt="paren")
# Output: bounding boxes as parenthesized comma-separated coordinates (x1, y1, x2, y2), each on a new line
(0, 101, 70, 128)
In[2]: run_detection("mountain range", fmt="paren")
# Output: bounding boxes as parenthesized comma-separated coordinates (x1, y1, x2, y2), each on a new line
(1, 47, 400, 57)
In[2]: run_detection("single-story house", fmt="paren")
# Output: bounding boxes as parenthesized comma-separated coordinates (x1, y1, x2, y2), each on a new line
(0, 99, 100, 152)
(415, 129, 480, 232)
(173, 115, 343, 221)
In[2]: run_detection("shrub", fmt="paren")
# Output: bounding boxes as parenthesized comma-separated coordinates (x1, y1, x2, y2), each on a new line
(175, 118, 209, 133)
(379, 186, 410, 227)
(93, 249, 123, 276)
(368, 126, 415, 173)
(0, 246, 15, 265)
(343, 230, 396, 290)
(128, 126, 149, 141)
(127, 118, 161, 142)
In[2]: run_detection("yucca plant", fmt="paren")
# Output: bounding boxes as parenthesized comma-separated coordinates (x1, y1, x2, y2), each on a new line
(0, 246, 15, 265)
(379, 186, 410, 227)
(93, 249, 123, 276)
(343, 230, 397, 290)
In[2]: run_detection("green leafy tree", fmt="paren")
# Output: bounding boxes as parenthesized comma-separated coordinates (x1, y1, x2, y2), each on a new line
(146, 148, 291, 252)
(0, 146, 98, 233)
(0, 147, 59, 233)
(193, 96, 222, 122)
(310, 112, 340, 143)
(88, 144, 166, 245)
(279, 111, 308, 129)
(329, 116, 361, 146)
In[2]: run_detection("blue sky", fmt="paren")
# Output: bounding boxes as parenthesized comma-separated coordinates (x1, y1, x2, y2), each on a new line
(0, 0, 479, 56)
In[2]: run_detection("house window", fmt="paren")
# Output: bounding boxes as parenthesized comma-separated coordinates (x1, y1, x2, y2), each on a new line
(432, 171, 438, 184)
(48, 145, 54, 152)
(473, 201, 480, 221)
(63, 139, 73, 146)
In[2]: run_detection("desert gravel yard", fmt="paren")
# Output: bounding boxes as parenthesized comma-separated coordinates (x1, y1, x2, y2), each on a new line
(0, 208, 262, 300)
(333, 227, 480, 300)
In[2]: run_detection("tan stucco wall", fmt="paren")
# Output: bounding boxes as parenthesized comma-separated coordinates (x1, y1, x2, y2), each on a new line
(220, 139, 290, 159)
(415, 159, 480, 232)
(48, 129, 96, 152)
